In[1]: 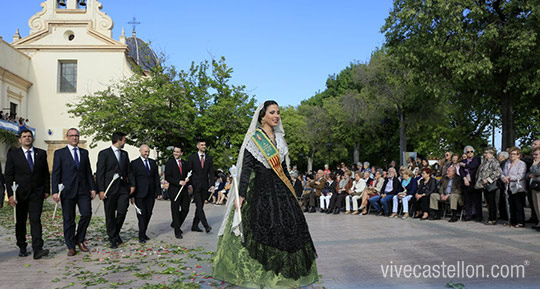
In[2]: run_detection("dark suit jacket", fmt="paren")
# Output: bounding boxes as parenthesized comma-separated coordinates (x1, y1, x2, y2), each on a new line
(165, 157, 188, 200)
(186, 152, 215, 192)
(52, 146, 95, 199)
(0, 164, 5, 207)
(293, 179, 303, 197)
(5, 147, 50, 200)
(96, 147, 134, 194)
(381, 177, 403, 195)
(131, 157, 160, 199)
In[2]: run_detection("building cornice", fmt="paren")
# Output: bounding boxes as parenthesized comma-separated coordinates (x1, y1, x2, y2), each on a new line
(0, 67, 33, 90)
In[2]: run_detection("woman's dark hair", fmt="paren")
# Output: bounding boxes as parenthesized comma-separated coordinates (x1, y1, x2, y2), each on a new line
(258, 100, 279, 123)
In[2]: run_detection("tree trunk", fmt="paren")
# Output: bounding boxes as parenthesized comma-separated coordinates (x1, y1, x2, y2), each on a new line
(501, 94, 515, 150)
(307, 155, 314, 173)
(353, 143, 360, 164)
(399, 107, 407, 167)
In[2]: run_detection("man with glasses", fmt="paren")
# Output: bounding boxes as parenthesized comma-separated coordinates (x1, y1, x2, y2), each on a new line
(52, 128, 96, 256)
(460, 145, 481, 221)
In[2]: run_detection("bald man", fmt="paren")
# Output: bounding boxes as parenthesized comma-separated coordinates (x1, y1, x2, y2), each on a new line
(130, 145, 160, 243)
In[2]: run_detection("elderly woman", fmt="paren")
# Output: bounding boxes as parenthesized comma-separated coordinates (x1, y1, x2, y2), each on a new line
(390, 169, 417, 218)
(474, 147, 502, 224)
(360, 170, 384, 215)
(528, 147, 540, 231)
(501, 147, 527, 228)
(345, 171, 366, 215)
(411, 168, 437, 220)
(460, 145, 481, 222)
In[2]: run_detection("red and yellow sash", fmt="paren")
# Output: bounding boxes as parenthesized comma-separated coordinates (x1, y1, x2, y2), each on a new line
(251, 129, 297, 199)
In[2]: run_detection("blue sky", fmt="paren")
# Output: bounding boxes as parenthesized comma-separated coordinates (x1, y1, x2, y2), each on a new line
(0, 0, 394, 107)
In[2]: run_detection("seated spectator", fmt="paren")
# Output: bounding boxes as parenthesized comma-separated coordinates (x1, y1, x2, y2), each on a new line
(320, 173, 337, 213)
(328, 171, 352, 214)
(323, 164, 331, 176)
(303, 170, 326, 213)
(439, 151, 453, 177)
(410, 167, 437, 220)
(390, 169, 417, 218)
(345, 171, 366, 214)
(474, 147, 502, 224)
(407, 157, 416, 171)
(369, 167, 401, 216)
(429, 166, 464, 222)
(211, 175, 225, 204)
(359, 170, 384, 215)
(292, 173, 303, 200)
(501, 147, 527, 228)
(216, 175, 231, 205)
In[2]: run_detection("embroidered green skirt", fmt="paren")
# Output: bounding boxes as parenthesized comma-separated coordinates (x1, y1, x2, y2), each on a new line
(213, 205, 319, 288)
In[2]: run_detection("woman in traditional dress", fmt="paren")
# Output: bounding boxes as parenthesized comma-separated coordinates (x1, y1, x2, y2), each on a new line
(213, 100, 318, 288)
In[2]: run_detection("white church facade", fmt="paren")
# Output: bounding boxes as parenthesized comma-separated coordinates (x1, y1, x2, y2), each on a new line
(0, 0, 157, 170)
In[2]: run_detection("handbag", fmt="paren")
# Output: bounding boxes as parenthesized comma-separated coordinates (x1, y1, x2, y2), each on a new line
(531, 180, 540, 191)
(509, 180, 521, 194)
(483, 181, 498, 192)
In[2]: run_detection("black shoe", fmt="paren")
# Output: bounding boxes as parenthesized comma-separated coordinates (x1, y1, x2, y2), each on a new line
(537, 228, 540, 232)
(304, 207, 309, 213)
(532, 225, 540, 229)
(474, 218, 482, 223)
(191, 227, 203, 232)
(309, 207, 316, 213)
(333, 208, 340, 214)
(175, 233, 183, 239)
(117, 237, 123, 244)
(170, 222, 174, 228)
(205, 226, 212, 233)
(463, 217, 471, 222)
(525, 218, 538, 224)
(319, 209, 326, 213)
(377, 211, 383, 216)
(448, 217, 458, 223)
(110, 242, 118, 249)
(33, 249, 49, 260)
(18, 248, 29, 257)
(326, 209, 332, 214)
(139, 238, 146, 244)
(144, 235, 151, 241)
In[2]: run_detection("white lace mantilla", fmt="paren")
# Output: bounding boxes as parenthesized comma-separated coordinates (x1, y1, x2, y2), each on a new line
(245, 132, 289, 169)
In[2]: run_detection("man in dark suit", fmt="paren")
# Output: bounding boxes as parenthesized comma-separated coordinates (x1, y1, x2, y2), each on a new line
(52, 128, 96, 256)
(130, 144, 160, 243)
(5, 129, 50, 259)
(96, 132, 135, 248)
(165, 145, 190, 239)
(186, 140, 214, 233)
(369, 167, 402, 216)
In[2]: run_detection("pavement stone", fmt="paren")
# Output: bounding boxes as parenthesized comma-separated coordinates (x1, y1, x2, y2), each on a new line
(0, 199, 539, 289)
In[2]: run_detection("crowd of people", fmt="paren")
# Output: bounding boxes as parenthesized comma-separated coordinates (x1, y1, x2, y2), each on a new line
(292, 139, 540, 231)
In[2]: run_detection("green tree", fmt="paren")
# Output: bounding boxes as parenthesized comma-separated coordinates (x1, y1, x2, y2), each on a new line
(68, 57, 256, 168)
(383, 0, 540, 149)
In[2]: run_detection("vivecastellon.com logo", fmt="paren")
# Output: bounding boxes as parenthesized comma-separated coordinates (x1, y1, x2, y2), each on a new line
(380, 261, 529, 279)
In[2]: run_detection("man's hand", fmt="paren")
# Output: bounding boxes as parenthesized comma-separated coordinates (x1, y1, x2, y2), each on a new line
(130, 187, 135, 195)
(8, 196, 17, 207)
(180, 180, 186, 186)
(130, 198, 135, 205)
(99, 191, 106, 200)
(44, 193, 50, 199)
(52, 193, 60, 203)
(90, 190, 96, 200)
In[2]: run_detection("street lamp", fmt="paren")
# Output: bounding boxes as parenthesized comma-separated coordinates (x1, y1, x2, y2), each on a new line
(380, 117, 392, 165)
(326, 142, 333, 167)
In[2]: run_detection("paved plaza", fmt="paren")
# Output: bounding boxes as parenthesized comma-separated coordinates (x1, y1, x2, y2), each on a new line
(0, 199, 539, 289)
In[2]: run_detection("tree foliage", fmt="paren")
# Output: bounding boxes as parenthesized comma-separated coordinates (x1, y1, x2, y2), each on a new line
(68, 57, 256, 168)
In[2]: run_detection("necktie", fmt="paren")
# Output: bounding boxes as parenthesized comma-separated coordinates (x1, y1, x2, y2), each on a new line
(26, 150, 34, 172)
(178, 159, 183, 175)
(145, 159, 150, 174)
(200, 154, 205, 168)
(73, 147, 79, 168)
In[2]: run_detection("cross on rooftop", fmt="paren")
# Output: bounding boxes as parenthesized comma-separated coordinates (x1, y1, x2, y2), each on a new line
(128, 17, 141, 33)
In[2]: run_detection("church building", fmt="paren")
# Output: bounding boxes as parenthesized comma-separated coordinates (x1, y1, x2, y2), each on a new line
(0, 0, 158, 169)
